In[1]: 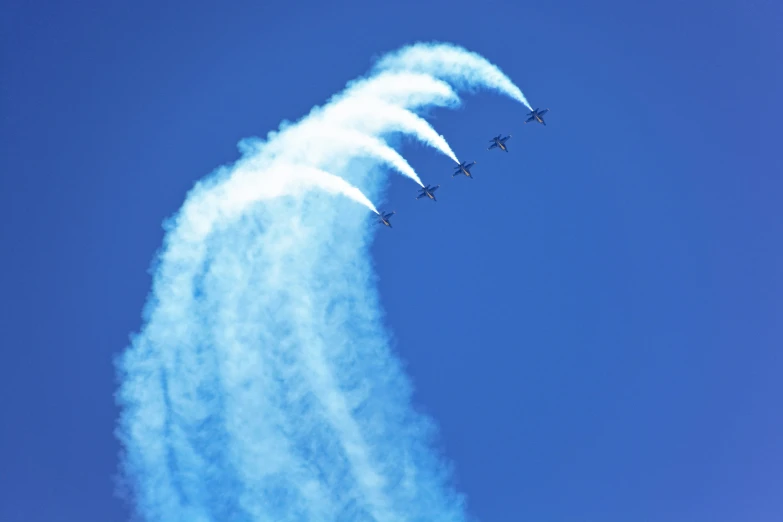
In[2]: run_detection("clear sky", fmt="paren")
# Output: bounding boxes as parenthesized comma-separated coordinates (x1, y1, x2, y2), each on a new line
(1, 0, 781, 521)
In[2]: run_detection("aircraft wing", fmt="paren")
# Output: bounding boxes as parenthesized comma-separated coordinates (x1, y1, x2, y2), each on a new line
(525, 115, 534, 123)
(539, 109, 549, 116)
(488, 142, 497, 149)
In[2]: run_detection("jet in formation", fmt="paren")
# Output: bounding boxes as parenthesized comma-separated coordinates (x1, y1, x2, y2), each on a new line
(488, 134, 512, 152)
(415, 184, 440, 201)
(380, 106, 549, 229)
(452, 160, 477, 178)
(377, 210, 396, 227)
(525, 108, 549, 126)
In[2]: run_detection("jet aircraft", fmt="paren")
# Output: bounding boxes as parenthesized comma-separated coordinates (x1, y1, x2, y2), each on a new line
(488, 134, 512, 152)
(525, 108, 549, 125)
(415, 184, 440, 201)
(453, 160, 477, 178)
(377, 210, 396, 228)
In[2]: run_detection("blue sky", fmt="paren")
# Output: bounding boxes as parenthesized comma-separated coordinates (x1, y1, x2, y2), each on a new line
(1, 0, 781, 521)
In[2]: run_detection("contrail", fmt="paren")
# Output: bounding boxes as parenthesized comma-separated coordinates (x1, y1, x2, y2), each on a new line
(262, 73, 461, 186)
(374, 41, 534, 111)
(172, 162, 380, 246)
(342, 71, 461, 109)
(329, 100, 460, 164)
(271, 72, 462, 168)
(277, 125, 425, 187)
(117, 41, 523, 522)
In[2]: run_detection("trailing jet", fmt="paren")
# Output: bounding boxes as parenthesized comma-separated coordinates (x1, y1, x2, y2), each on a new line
(525, 108, 549, 125)
(453, 160, 477, 178)
(415, 184, 440, 201)
(377, 210, 396, 228)
(488, 134, 512, 152)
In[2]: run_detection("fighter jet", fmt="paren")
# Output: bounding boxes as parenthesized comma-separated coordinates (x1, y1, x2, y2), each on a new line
(415, 184, 440, 201)
(377, 210, 396, 228)
(525, 108, 549, 126)
(452, 161, 477, 178)
(488, 134, 512, 152)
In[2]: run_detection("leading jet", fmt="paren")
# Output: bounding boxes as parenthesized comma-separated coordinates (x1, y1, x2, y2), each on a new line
(377, 210, 396, 228)
(525, 108, 549, 126)
(415, 184, 440, 201)
(488, 134, 512, 152)
(453, 160, 477, 178)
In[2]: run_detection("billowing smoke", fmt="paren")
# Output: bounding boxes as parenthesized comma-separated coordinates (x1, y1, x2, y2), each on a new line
(374, 42, 534, 111)
(116, 42, 531, 522)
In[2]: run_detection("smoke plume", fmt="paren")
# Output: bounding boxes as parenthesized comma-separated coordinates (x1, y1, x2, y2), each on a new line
(116, 41, 531, 522)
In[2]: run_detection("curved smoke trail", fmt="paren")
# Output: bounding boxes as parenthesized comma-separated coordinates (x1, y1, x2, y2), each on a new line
(374, 42, 534, 111)
(321, 100, 460, 165)
(306, 128, 425, 187)
(270, 72, 462, 166)
(116, 42, 530, 522)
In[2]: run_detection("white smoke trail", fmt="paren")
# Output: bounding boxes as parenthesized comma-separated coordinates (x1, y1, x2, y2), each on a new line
(330, 100, 460, 164)
(173, 162, 380, 245)
(269, 72, 462, 167)
(342, 71, 460, 109)
(117, 42, 524, 522)
(276, 126, 425, 187)
(374, 41, 534, 111)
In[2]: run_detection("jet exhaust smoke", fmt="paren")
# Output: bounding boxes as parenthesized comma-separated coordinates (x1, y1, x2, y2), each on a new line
(321, 99, 460, 166)
(284, 126, 425, 188)
(117, 42, 529, 522)
(374, 41, 534, 111)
